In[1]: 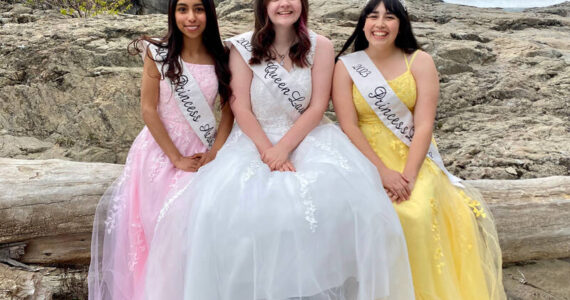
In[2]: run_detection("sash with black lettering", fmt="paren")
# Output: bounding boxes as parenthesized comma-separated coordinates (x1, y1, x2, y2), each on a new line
(340, 51, 463, 187)
(141, 41, 216, 148)
(227, 31, 312, 115)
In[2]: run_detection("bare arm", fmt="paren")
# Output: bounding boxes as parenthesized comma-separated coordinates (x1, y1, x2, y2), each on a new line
(140, 53, 200, 172)
(403, 51, 439, 185)
(262, 35, 335, 170)
(332, 60, 410, 202)
(228, 45, 274, 154)
(332, 60, 384, 168)
(210, 103, 234, 153)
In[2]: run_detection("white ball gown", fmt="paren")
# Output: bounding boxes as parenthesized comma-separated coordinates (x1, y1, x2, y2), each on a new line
(143, 32, 415, 300)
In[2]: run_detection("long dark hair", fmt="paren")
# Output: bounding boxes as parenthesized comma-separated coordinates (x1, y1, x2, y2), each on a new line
(336, 0, 420, 60)
(249, 0, 312, 68)
(129, 0, 232, 105)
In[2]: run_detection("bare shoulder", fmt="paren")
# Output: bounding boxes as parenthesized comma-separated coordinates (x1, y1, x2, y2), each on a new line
(411, 50, 435, 68)
(315, 34, 334, 53)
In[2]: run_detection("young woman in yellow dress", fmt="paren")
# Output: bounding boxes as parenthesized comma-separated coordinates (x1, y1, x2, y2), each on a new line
(332, 0, 506, 299)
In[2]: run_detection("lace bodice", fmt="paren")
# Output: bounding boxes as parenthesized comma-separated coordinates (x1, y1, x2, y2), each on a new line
(249, 32, 317, 134)
(157, 62, 218, 125)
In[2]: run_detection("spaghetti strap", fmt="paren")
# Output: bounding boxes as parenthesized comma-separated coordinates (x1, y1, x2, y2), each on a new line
(406, 50, 420, 70)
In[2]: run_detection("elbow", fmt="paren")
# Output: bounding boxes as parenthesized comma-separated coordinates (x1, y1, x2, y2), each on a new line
(338, 122, 360, 136)
(306, 102, 329, 119)
(141, 105, 157, 123)
(414, 124, 434, 138)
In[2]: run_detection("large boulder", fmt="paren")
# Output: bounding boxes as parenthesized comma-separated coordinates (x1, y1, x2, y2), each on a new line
(0, 1, 568, 180)
(139, 0, 168, 14)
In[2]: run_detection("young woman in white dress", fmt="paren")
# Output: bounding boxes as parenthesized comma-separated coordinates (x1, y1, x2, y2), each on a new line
(143, 0, 415, 298)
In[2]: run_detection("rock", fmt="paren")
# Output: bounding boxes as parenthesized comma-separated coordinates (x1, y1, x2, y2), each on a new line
(450, 32, 491, 43)
(505, 167, 518, 176)
(9, 4, 32, 15)
(0, 0, 568, 182)
(503, 259, 570, 299)
(139, 0, 168, 14)
(0, 135, 53, 157)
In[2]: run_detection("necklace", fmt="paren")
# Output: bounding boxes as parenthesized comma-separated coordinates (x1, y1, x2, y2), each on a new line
(272, 46, 289, 66)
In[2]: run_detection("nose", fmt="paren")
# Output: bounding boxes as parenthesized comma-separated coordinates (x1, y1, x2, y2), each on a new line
(278, 0, 291, 7)
(187, 10, 197, 22)
(375, 16, 387, 28)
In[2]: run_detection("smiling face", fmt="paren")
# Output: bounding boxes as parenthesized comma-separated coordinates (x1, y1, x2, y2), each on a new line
(363, 1, 400, 49)
(175, 0, 207, 40)
(266, 0, 302, 28)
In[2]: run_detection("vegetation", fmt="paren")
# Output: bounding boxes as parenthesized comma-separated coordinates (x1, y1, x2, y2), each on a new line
(25, 0, 132, 17)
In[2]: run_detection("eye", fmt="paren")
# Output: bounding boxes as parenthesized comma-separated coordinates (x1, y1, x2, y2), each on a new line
(177, 7, 187, 12)
(195, 6, 205, 12)
(367, 13, 378, 19)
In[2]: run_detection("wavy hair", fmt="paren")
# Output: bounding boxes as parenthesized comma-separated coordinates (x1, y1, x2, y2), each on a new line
(129, 0, 232, 105)
(249, 0, 311, 67)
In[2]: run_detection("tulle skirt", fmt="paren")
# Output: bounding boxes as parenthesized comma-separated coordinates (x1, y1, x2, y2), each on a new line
(88, 125, 206, 300)
(144, 123, 415, 300)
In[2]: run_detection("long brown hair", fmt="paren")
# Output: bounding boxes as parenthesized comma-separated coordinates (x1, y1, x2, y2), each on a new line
(129, 0, 232, 105)
(249, 0, 311, 68)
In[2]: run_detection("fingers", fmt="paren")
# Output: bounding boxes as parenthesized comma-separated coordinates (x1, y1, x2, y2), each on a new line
(392, 185, 406, 203)
(282, 161, 296, 172)
(179, 157, 201, 172)
(189, 153, 203, 160)
(386, 190, 398, 203)
(270, 160, 279, 171)
(399, 181, 411, 200)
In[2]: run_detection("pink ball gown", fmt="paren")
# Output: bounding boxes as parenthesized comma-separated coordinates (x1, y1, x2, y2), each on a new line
(88, 63, 218, 300)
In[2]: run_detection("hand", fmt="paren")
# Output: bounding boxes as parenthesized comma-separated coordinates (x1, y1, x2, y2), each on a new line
(276, 160, 296, 172)
(403, 172, 416, 196)
(261, 145, 290, 171)
(172, 156, 201, 172)
(191, 150, 217, 168)
(378, 167, 411, 203)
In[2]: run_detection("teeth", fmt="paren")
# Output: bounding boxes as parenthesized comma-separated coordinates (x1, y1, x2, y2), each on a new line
(277, 11, 292, 15)
(373, 32, 388, 37)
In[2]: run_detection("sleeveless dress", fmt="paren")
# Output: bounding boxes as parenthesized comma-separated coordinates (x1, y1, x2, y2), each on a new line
(88, 63, 218, 300)
(142, 32, 415, 300)
(352, 51, 505, 300)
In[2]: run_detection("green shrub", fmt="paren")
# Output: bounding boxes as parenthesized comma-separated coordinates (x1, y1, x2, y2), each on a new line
(26, 0, 133, 18)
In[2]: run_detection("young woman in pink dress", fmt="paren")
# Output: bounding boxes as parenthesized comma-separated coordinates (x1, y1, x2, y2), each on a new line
(87, 0, 233, 299)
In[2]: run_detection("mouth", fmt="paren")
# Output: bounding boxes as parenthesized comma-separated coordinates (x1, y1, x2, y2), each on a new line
(277, 11, 294, 16)
(372, 31, 389, 38)
(184, 25, 200, 32)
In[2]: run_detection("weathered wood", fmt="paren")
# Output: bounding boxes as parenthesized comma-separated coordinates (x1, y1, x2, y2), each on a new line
(0, 158, 569, 266)
(0, 263, 88, 300)
(0, 158, 122, 265)
(469, 177, 570, 263)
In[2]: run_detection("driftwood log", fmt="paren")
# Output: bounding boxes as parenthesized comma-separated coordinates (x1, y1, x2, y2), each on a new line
(0, 158, 569, 267)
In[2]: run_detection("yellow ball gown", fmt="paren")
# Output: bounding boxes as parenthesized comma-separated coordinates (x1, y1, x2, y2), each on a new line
(351, 51, 506, 300)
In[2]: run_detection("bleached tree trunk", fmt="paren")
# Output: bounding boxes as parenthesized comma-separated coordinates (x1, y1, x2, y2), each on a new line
(0, 158, 568, 266)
